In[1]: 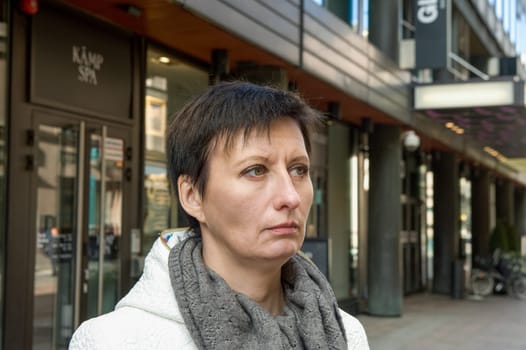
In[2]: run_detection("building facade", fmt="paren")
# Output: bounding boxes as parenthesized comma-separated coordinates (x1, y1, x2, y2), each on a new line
(0, 0, 525, 348)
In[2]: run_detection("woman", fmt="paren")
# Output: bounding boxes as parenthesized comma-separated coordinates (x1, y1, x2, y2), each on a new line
(70, 81, 369, 349)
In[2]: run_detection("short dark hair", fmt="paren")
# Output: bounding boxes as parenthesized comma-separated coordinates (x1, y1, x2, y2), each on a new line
(166, 81, 322, 233)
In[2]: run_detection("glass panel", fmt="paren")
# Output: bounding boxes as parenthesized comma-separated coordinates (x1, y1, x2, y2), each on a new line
(86, 130, 102, 318)
(496, 0, 503, 19)
(350, 0, 359, 32)
(306, 168, 327, 238)
(143, 162, 171, 238)
(86, 132, 124, 317)
(86, 132, 101, 318)
(419, 164, 428, 288)
(519, 4, 526, 65)
(460, 176, 472, 288)
(101, 135, 123, 313)
(362, 0, 369, 37)
(143, 46, 208, 252)
(425, 171, 434, 285)
(33, 124, 79, 350)
(306, 129, 328, 239)
(349, 154, 359, 296)
(510, 1, 519, 42)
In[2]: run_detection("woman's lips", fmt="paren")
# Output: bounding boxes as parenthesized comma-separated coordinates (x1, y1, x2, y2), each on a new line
(268, 222, 299, 235)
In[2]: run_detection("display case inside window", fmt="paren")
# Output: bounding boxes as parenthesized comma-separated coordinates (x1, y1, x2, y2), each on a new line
(143, 46, 208, 252)
(145, 92, 167, 154)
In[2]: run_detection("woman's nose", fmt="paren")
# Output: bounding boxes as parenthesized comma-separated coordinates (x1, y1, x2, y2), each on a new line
(273, 172, 301, 210)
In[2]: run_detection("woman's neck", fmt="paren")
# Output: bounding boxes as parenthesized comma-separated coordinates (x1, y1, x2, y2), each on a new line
(202, 245, 286, 316)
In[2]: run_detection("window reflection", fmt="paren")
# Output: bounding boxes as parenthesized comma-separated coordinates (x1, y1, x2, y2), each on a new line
(143, 47, 208, 252)
(33, 125, 79, 349)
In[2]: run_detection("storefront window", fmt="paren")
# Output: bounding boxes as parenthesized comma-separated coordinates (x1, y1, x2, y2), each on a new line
(352, 128, 369, 300)
(425, 171, 434, 285)
(350, 0, 369, 37)
(321, 0, 369, 38)
(306, 131, 328, 238)
(349, 153, 359, 296)
(459, 176, 472, 286)
(516, 2, 526, 65)
(143, 46, 208, 252)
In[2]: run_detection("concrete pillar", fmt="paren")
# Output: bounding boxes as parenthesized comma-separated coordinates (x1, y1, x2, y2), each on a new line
(368, 0, 400, 64)
(515, 189, 526, 254)
(515, 189, 526, 237)
(367, 124, 402, 316)
(471, 168, 491, 258)
(327, 122, 350, 300)
(432, 151, 459, 295)
(496, 180, 514, 226)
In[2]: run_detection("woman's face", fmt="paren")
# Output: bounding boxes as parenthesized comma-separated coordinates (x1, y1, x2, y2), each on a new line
(197, 117, 313, 267)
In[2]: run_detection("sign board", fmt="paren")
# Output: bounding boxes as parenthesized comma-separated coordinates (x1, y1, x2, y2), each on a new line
(104, 137, 124, 161)
(31, 5, 133, 120)
(414, 0, 450, 69)
(301, 238, 328, 278)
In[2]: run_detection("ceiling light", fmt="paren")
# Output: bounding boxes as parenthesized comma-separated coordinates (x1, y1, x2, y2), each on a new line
(159, 56, 171, 64)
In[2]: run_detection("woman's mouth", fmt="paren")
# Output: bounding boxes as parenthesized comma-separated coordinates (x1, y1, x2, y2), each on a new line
(268, 222, 299, 235)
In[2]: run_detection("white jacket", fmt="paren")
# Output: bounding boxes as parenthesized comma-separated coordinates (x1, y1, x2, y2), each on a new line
(70, 233, 369, 349)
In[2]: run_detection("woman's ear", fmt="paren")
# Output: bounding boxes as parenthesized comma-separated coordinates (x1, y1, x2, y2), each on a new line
(177, 175, 205, 222)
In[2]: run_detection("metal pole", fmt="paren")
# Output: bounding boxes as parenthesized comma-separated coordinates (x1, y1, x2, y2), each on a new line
(97, 126, 107, 315)
(74, 122, 85, 327)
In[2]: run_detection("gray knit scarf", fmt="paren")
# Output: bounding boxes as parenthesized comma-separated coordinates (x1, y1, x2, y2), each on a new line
(168, 234, 347, 349)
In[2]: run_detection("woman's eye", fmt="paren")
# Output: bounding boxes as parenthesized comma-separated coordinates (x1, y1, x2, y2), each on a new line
(244, 165, 267, 177)
(290, 164, 309, 177)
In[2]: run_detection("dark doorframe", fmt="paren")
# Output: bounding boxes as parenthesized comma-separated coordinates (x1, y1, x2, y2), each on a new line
(3, 4, 142, 349)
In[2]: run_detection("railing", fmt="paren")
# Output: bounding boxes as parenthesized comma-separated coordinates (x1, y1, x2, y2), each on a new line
(401, 20, 415, 39)
(448, 52, 490, 80)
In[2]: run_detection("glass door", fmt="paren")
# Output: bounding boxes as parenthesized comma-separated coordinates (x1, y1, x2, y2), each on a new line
(85, 127, 125, 318)
(31, 114, 130, 349)
(33, 122, 80, 350)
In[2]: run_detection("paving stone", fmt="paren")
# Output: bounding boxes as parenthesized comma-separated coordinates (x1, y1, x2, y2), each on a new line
(357, 293, 526, 350)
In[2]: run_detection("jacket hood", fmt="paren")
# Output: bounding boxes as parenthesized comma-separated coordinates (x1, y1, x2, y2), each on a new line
(115, 229, 191, 323)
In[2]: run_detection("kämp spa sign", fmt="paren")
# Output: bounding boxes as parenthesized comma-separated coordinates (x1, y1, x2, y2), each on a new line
(72, 45, 105, 86)
(31, 4, 132, 120)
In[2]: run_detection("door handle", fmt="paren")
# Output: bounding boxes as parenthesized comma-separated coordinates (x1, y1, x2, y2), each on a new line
(25, 155, 35, 171)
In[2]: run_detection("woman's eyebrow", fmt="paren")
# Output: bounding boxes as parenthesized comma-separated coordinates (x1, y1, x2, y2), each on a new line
(232, 154, 270, 167)
(289, 155, 310, 163)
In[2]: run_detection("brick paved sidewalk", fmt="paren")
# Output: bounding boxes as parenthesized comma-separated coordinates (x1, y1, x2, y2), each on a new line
(357, 293, 526, 350)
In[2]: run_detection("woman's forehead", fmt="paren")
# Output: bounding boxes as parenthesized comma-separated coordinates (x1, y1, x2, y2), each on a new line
(211, 118, 304, 154)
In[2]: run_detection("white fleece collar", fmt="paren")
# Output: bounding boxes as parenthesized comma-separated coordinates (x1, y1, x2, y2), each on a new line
(115, 229, 191, 323)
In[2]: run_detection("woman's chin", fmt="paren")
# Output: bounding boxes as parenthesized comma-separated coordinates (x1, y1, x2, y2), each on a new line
(263, 241, 301, 262)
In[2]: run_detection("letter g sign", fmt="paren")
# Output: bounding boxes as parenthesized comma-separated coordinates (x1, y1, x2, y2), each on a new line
(417, 1, 438, 24)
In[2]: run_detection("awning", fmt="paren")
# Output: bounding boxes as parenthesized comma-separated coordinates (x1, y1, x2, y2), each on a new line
(413, 78, 526, 159)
